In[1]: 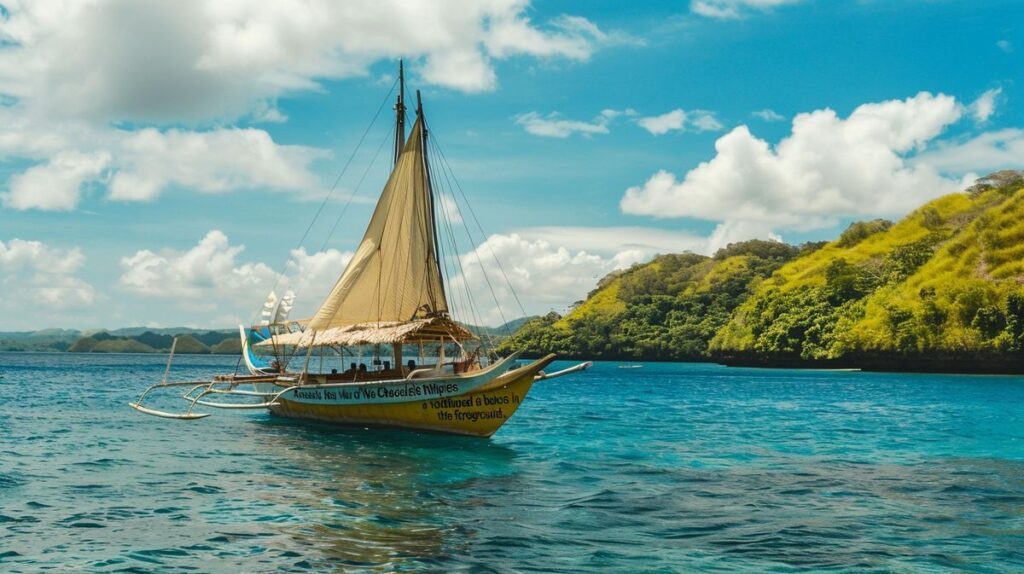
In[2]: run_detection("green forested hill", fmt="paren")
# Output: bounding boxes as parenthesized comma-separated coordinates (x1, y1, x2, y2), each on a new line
(712, 171, 1024, 366)
(502, 171, 1024, 370)
(498, 239, 812, 360)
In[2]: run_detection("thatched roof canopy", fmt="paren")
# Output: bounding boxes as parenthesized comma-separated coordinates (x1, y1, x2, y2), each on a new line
(254, 316, 476, 349)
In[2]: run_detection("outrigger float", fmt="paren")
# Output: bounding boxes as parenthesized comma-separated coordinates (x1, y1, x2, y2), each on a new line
(129, 63, 590, 437)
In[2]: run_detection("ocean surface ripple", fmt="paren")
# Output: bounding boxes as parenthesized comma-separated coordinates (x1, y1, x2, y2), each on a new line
(1, 353, 1022, 572)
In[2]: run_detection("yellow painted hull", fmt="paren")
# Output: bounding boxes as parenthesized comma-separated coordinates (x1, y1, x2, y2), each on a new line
(269, 357, 548, 437)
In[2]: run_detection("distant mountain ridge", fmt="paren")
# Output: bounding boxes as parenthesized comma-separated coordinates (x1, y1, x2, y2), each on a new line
(65, 330, 241, 354)
(0, 320, 528, 354)
(465, 317, 537, 339)
(0, 328, 241, 354)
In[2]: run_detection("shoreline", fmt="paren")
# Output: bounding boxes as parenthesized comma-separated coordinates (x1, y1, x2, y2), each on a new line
(713, 355, 1024, 376)
(516, 352, 1024, 376)
(4, 349, 1024, 375)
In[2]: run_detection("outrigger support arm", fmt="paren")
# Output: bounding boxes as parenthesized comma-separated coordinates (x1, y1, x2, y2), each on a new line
(128, 339, 303, 419)
(127, 337, 214, 419)
(128, 379, 215, 420)
(184, 384, 301, 411)
(130, 378, 302, 419)
(534, 361, 593, 381)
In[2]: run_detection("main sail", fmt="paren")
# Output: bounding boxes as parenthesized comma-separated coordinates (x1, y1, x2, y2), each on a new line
(308, 117, 447, 330)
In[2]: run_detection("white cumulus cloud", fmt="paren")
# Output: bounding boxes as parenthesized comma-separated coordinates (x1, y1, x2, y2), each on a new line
(690, 112, 725, 132)
(0, 105, 326, 210)
(438, 194, 464, 225)
(0, 0, 617, 211)
(970, 87, 1001, 123)
(515, 226, 705, 255)
(118, 230, 352, 322)
(516, 109, 634, 138)
(691, 0, 801, 19)
(916, 128, 1024, 174)
(3, 151, 110, 210)
(281, 246, 354, 317)
(637, 109, 723, 135)
(449, 233, 647, 324)
(116, 228, 683, 328)
(119, 230, 277, 301)
(0, 0, 612, 123)
(107, 127, 326, 202)
(704, 221, 783, 254)
(621, 92, 969, 233)
(638, 110, 686, 135)
(752, 108, 785, 122)
(0, 238, 97, 323)
(445, 225, 757, 324)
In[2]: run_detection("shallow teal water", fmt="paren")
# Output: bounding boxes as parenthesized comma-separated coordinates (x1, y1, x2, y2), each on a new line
(1, 352, 1022, 572)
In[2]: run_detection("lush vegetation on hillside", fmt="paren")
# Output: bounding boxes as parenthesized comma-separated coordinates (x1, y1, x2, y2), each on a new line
(498, 240, 813, 360)
(502, 171, 1024, 369)
(711, 171, 1024, 361)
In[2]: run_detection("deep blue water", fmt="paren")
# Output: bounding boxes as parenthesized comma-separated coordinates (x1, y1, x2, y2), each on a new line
(1, 352, 1022, 572)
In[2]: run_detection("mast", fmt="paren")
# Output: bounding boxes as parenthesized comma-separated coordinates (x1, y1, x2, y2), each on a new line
(417, 89, 448, 315)
(393, 60, 406, 166)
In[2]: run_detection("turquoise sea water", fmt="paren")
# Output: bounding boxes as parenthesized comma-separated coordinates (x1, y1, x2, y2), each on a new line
(1, 352, 1022, 572)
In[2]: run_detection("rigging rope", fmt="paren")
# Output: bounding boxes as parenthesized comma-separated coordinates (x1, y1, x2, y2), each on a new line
(428, 134, 529, 325)
(248, 76, 399, 327)
(430, 156, 490, 350)
(281, 122, 396, 319)
(426, 134, 501, 350)
(318, 123, 395, 255)
(427, 134, 524, 339)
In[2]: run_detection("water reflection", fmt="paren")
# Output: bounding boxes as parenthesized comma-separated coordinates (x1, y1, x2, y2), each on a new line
(243, 417, 520, 569)
(247, 416, 1024, 571)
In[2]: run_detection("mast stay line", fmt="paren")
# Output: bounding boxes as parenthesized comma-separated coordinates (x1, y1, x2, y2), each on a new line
(250, 75, 399, 328)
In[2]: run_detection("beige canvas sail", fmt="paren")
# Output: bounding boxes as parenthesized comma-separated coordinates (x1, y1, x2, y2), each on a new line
(308, 117, 447, 331)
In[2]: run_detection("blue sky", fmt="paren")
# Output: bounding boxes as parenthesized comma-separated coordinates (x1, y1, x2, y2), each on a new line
(0, 0, 1021, 330)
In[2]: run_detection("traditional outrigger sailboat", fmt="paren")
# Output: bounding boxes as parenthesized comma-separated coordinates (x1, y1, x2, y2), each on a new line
(129, 63, 590, 437)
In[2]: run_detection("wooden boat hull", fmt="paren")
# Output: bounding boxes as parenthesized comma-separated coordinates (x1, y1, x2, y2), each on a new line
(268, 355, 553, 437)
